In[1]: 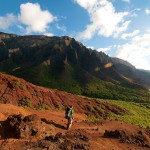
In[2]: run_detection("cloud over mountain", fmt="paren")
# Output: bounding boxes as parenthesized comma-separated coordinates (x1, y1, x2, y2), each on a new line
(18, 3, 57, 33)
(0, 14, 17, 30)
(75, 0, 130, 40)
(116, 31, 150, 70)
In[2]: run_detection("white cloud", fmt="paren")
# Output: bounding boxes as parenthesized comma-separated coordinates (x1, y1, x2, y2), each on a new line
(116, 31, 150, 70)
(122, 0, 130, 3)
(19, 3, 57, 33)
(97, 47, 111, 52)
(121, 29, 140, 40)
(97, 44, 117, 53)
(87, 46, 95, 49)
(75, 0, 130, 40)
(44, 32, 54, 37)
(130, 8, 141, 17)
(145, 9, 150, 15)
(56, 24, 66, 32)
(0, 13, 16, 29)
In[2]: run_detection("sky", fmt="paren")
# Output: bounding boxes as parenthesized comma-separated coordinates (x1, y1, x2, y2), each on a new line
(0, 0, 150, 70)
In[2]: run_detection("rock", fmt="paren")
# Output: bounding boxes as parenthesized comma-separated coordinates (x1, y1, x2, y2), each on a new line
(104, 129, 126, 139)
(103, 129, 150, 148)
(3, 114, 53, 139)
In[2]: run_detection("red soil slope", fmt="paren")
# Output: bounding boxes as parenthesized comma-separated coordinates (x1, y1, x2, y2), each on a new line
(0, 73, 127, 117)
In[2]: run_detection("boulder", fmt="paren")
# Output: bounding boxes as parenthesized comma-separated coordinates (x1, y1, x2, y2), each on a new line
(2, 114, 54, 139)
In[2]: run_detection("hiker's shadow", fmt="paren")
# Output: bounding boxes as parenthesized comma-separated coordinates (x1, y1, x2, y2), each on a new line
(41, 118, 66, 130)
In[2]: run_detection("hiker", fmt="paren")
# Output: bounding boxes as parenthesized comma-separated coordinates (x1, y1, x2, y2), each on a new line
(65, 105, 74, 130)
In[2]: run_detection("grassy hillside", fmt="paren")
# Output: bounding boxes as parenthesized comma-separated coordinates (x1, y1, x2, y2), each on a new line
(8, 63, 150, 104)
(93, 99, 150, 128)
(10, 63, 82, 94)
(83, 78, 150, 103)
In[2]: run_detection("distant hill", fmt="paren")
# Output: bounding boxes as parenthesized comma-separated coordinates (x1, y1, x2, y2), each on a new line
(0, 32, 150, 102)
(112, 57, 150, 89)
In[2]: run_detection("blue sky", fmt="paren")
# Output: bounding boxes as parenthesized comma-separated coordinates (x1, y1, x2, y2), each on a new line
(0, 0, 150, 70)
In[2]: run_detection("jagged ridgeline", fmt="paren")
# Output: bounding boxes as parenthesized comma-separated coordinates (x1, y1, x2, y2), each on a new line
(0, 32, 150, 102)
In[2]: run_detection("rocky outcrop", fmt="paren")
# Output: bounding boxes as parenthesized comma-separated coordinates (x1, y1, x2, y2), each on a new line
(1, 114, 54, 139)
(104, 129, 150, 148)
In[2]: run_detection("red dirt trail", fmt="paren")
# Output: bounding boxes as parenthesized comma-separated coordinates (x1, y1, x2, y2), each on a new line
(0, 104, 150, 150)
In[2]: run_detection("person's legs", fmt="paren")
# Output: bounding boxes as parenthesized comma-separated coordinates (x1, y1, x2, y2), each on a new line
(67, 117, 73, 130)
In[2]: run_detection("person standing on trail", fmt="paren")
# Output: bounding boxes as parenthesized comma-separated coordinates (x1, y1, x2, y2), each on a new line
(65, 105, 74, 130)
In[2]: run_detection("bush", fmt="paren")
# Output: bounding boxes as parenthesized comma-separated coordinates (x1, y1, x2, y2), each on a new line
(36, 104, 51, 110)
(18, 97, 31, 109)
(87, 115, 103, 122)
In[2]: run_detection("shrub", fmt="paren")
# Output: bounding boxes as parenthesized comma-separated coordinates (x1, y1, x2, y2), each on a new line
(87, 115, 103, 122)
(18, 97, 31, 109)
(12, 81, 24, 90)
(36, 104, 51, 110)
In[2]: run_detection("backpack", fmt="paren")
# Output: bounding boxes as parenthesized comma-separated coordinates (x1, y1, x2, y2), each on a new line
(65, 107, 72, 119)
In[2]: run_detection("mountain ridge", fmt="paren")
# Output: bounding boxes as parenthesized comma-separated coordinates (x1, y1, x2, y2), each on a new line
(0, 32, 150, 101)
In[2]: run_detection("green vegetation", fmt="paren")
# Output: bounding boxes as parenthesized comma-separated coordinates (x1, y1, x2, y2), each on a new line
(86, 105, 105, 122)
(86, 105, 105, 116)
(87, 116, 103, 122)
(36, 104, 51, 110)
(18, 97, 31, 109)
(11, 63, 82, 95)
(9, 64, 150, 104)
(101, 99, 150, 128)
(56, 105, 63, 111)
(81, 77, 150, 103)
(37, 63, 82, 95)
(12, 80, 24, 90)
(85, 98, 150, 128)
